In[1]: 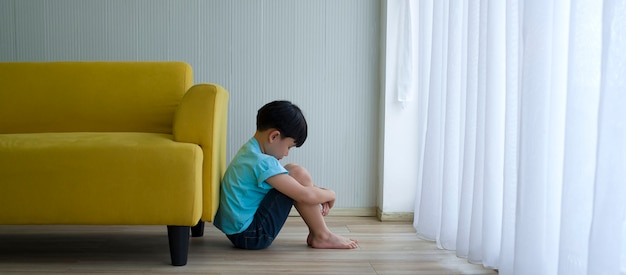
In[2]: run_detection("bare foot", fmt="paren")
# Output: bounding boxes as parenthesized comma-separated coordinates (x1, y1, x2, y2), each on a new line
(307, 233, 358, 249)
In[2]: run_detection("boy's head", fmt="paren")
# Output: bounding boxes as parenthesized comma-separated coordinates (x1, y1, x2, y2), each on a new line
(257, 100, 308, 147)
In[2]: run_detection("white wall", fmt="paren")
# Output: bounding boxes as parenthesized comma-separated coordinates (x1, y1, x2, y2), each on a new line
(1, 0, 418, 217)
(378, 0, 419, 219)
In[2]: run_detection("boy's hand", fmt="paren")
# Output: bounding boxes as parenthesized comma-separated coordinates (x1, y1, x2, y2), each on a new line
(321, 202, 331, 216)
(321, 190, 335, 216)
(321, 200, 335, 216)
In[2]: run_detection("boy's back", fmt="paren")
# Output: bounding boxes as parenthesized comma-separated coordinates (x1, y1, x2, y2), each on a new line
(214, 137, 287, 235)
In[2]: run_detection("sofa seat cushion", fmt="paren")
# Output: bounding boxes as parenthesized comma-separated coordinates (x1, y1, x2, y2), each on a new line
(0, 132, 202, 225)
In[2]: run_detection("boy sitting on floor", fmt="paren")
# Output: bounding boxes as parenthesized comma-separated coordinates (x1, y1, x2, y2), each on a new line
(214, 100, 358, 250)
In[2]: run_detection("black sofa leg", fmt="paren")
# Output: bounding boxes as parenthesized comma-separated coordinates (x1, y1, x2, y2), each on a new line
(191, 220, 205, 237)
(167, 225, 190, 266)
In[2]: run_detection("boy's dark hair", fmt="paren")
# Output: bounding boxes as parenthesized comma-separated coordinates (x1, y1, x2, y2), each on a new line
(257, 100, 308, 147)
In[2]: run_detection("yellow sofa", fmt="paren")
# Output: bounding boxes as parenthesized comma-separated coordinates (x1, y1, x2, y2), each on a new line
(0, 61, 228, 266)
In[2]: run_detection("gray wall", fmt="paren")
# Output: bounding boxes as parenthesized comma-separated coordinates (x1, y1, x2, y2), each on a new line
(0, 0, 381, 210)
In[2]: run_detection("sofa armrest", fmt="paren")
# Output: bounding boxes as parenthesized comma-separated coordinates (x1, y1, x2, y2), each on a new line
(173, 83, 229, 222)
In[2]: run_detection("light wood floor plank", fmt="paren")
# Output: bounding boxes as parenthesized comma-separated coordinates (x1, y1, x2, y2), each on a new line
(0, 217, 497, 274)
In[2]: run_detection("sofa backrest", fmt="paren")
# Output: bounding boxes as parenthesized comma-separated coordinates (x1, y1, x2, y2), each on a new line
(0, 62, 193, 134)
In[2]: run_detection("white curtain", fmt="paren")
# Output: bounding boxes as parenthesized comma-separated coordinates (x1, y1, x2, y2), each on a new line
(385, 0, 626, 274)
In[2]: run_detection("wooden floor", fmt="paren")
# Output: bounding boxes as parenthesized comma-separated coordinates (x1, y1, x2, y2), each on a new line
(0, 216, 497, 274)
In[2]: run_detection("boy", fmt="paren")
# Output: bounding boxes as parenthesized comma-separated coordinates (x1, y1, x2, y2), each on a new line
(214, 100, 358, 250)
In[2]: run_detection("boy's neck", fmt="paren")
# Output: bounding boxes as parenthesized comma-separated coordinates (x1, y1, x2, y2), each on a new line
(253, 130, 269, 154)
(254, 128, 282, 155)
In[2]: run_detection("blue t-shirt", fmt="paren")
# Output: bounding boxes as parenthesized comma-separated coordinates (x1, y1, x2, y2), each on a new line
(213, 137, 288, 235)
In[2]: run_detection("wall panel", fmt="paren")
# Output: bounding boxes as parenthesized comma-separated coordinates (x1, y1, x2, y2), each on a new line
(0, 0, 380, 209)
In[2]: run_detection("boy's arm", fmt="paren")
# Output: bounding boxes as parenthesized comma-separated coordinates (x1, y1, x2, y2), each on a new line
(265, 174, 335, 205)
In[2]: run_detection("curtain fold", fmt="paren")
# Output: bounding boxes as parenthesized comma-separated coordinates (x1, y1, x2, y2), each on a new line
(558, 0, 603, 273)
(499, 0, 521, 274)
(587, 1, 626, 273)
(385, 0, 626, 274)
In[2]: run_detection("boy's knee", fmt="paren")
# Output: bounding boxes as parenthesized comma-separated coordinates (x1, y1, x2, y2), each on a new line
(284, 163, 311, 185)
(284, 163, 302, 173)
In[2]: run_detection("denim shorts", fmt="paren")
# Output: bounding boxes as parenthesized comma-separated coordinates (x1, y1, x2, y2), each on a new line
(226, 188, 294, 250)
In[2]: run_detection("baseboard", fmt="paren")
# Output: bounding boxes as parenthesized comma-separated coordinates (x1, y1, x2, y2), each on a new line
(376, 207, 414, 222)
(288, 207, 414, 222)
(288, 207, 377, 217)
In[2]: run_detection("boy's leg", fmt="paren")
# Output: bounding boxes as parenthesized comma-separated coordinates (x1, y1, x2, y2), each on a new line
(226, 189, 293, 250)
(284, 164, 358, 249)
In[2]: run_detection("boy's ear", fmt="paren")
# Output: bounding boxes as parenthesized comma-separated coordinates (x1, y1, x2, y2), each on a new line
(268, 130, 281, 143)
